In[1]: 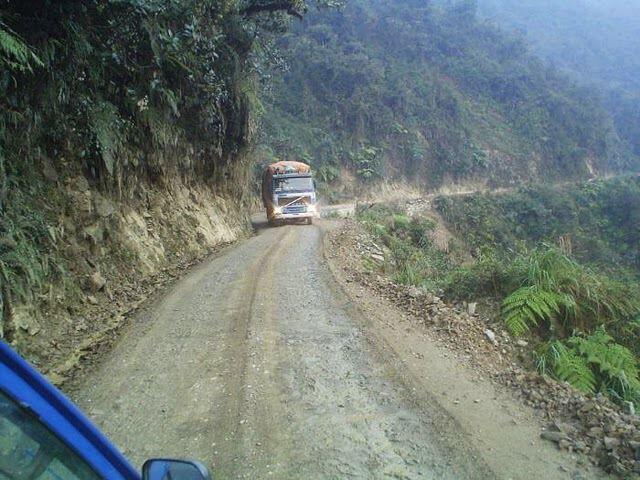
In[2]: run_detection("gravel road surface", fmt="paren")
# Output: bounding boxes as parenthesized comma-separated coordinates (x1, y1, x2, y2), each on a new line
(73, 217, 586, 479)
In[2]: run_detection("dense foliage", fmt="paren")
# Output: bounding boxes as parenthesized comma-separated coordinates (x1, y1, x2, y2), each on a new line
(435, 176, 640, 273)
(0, 0, 335, 336)
(357, 207, 452, 291)
(357, 177, 640, 407)
(478, 0, 640, 93)
(478, 0, 640, 163)
(500, 247, 638, 339)
(261, 0, 626, 192)
(537, 329, 639, 406)
(0, 0, 323, 190)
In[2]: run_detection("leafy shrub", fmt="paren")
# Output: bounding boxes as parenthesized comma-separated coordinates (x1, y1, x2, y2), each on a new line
(443, 247, 526, 300)
(501, 246, 640, 338)
(537, 328, 640, 407)
(357, 204, 452, 290)
(0, 185, 70, 338)
(0, 21, 42, 72)
(499, 246, 640, 406)
(435, 177, 640, 275)
(536, 340, 597, 394)
(350, 146, 382, 182)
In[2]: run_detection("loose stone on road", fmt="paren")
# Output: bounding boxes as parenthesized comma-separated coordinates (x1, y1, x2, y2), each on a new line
(72, 216, 591, 479)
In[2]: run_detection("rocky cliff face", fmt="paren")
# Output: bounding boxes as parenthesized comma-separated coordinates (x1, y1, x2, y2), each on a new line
(3, 172, 249, 381)
(0, 1, 263, 370)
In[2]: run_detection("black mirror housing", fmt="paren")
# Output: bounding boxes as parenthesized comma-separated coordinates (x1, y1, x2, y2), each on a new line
(142, 459, 212, 480)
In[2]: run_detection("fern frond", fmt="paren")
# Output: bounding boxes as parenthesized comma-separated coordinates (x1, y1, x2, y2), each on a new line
(0, 21, 42, 71)
(565, 329, 640, 403)
(501, 286, 566, 336)
(536, 340, 597, 393)
(554, 348, 597, 394)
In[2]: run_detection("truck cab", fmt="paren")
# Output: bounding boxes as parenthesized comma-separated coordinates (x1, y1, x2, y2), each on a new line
(262, 162, 318, 225)
(271, 173, 317, 223)
(0, 340, 211, 480)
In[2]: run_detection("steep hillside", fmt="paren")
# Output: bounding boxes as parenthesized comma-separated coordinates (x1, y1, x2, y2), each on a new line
(479, 0, 640, 92)
(435, 176, 640, 278)
(0, 0, 330, 371)
(478, 0, 640, 160)
(436, 177, 640, 414)
(355, 176, 640, 408)
(260, 0, 632, 196)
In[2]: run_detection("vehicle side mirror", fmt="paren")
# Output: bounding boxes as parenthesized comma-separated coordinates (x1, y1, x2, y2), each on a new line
(142, 459, 212, 480)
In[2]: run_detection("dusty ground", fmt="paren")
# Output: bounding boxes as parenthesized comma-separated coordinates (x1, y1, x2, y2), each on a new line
(330, 219, 639, 477)
(71, 216, 606, 479)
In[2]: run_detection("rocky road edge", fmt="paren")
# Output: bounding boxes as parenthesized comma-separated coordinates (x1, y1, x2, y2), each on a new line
(7, 178, 249, 388)
(326, 220, 640, 478)
(49, 241, 237, 388)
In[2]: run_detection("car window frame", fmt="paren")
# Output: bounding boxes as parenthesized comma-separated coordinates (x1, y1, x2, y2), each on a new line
(0, 342, 139, 480)
(0, 388, 102, 480)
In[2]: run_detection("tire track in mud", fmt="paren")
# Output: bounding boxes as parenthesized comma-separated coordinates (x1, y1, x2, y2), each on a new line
(231, 227, 298, 477)
(208, 227, 292, 476)
(71, 226, 288, 471)
(233, 225, 495, 479)
(73, 220, 495, 479)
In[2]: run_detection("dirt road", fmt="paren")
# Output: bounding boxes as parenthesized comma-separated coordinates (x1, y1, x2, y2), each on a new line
(73, 217, 594, 479)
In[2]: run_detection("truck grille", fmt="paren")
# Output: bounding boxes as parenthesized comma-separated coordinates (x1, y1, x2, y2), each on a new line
(284, 205, 307, 214)
(278, 196, 309, 207)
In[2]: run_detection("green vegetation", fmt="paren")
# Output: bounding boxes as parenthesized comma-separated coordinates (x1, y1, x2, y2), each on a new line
(435, 177, 640, 274)
(478, 0, 640, 163)
(0, 21, 42, 72)
(537, 329, 639, 406)
(478, 0, 640, 93)
(0, 0, 339, 337)
(0, 0, 330, 191)
(2, 0, 638, 400)
(262, 0, 629, 192)
(500, 247, 639, 339)
(0, 184, 71, 339)
(358, 177, 640, 407)
(357, 205, 453, 291)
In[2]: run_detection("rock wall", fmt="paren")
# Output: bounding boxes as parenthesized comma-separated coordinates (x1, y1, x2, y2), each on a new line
(3, 176, 250, 384)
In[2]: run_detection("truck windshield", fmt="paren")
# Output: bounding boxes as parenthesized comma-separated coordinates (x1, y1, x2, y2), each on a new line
(274, 177, 313, 192)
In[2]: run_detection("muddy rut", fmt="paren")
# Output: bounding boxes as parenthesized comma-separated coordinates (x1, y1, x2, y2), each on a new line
(72, 218, 584, 479)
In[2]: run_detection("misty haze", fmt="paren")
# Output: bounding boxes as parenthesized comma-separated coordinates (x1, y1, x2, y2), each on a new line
(1, 1, 638, 479)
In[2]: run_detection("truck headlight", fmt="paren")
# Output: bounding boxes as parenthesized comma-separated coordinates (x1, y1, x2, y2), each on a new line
(274, 207, 282, 215)
(307, 204, 316, 212)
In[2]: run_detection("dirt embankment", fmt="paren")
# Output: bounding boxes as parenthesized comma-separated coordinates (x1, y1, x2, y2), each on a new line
(4, 176, 250, 385)
(326, 219, 640, 477)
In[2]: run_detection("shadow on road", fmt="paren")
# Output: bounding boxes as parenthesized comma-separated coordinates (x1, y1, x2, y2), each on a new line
(251, 213, 317, 233)
(251, 216, 271, 232)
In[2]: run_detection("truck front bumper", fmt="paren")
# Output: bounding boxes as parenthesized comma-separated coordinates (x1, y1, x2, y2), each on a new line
(275, 212, 318, 220)
(274, 206, 319, 220)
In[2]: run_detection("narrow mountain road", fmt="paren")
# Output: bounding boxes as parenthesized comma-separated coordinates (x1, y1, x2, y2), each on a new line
(72, 216, 595, 479)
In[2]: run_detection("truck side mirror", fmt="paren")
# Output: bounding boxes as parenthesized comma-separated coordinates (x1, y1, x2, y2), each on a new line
(142, 459, 212, 480)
